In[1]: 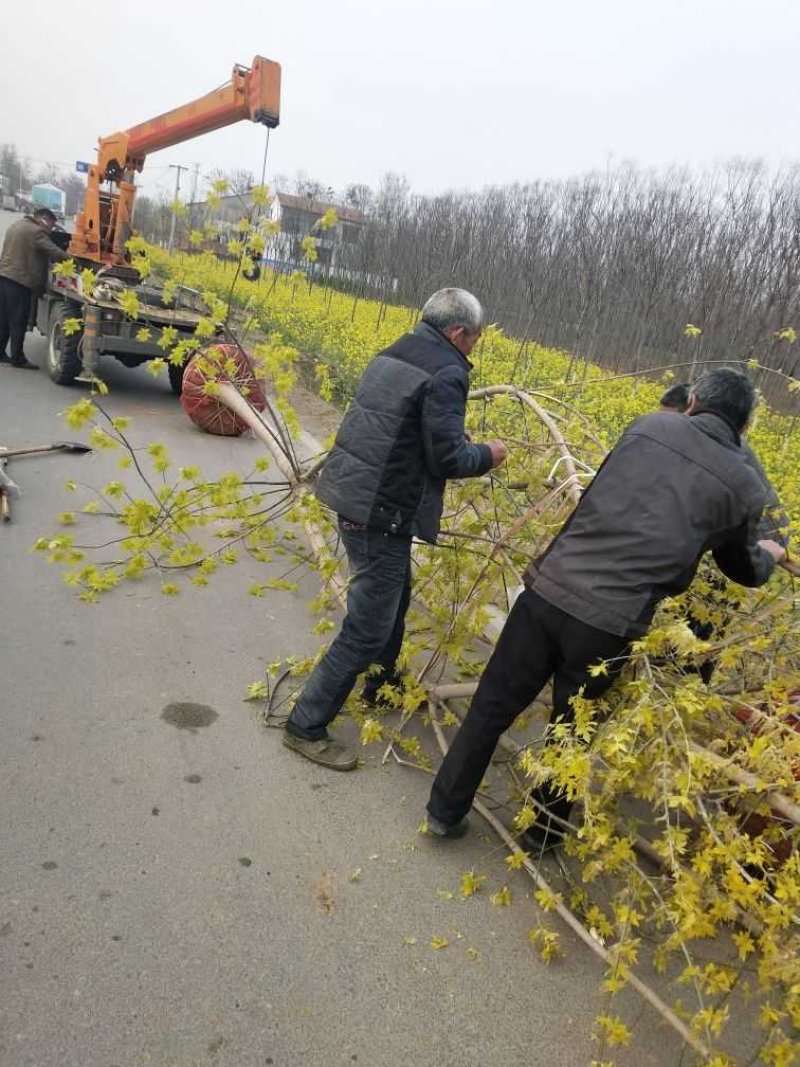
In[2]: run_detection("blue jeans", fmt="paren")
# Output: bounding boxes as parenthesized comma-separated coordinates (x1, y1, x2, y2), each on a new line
(286, 520, 412, 741)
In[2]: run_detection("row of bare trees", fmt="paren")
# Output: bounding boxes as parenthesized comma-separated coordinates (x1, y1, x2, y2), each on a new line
(332, 163, 800, 396)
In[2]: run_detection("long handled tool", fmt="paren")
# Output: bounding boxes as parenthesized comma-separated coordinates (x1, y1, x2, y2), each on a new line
(0, 441, 92, 460)
(0, 453, 19, 522)
(0, 440, 91, 524)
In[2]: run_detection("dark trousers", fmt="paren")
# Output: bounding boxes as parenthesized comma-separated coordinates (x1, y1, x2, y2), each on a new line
(0, 277, 32, 363)
(427, 588, 630, 828)
(27, 289, 40, 331)
(286, 520, 412, 741)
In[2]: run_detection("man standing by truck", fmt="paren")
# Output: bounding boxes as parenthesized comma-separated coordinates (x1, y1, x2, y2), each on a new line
(0, 208, 70, 369)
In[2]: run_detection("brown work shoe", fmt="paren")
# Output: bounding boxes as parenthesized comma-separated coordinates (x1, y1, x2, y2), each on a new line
(282, 731, 358, 771)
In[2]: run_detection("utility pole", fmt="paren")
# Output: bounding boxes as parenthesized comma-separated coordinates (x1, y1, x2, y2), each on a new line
(167, 163, 189, 250)
(188, 163, 201, 227)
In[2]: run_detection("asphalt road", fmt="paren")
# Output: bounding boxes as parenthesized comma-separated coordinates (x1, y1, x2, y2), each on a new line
(0, 209, 685, 1067)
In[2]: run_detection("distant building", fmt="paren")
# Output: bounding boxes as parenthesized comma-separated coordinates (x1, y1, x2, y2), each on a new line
(267, 192, 366, 269)
(185, 189, 367, 272)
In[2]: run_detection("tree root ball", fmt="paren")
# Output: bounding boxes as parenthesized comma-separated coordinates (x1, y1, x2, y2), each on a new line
(180, 343, 267, 437)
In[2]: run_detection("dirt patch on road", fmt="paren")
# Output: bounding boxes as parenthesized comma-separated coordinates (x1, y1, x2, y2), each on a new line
(313, 870, 337, 915)
(161, 702, 218, 732)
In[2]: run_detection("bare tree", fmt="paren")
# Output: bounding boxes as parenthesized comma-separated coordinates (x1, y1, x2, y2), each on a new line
(0, 143, 33, 193)
(61, 174, 86, 216)
(206, 168, 256, 195)
(328, 162, 799, 402)
(34, 163, 62, 187)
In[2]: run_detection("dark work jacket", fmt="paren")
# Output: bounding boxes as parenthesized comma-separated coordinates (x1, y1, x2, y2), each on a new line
(741, 439, 790, 546)
(315, 322, 493, 543)
(0, 216, 69, 292)
(525, 411, 775, 638)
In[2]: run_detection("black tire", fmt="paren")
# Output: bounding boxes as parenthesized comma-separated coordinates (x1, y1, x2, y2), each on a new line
(47, 304, 83, 385)
(168, 360, 186, 396)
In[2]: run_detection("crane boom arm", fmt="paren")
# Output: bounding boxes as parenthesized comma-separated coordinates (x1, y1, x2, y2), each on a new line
(70, 55, 281, 265)
(106, 57, 280, 176)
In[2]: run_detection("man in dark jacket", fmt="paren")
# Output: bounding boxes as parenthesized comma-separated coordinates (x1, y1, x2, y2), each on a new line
(426, 369, 787, 846)
(0, 208, 70, 369)
(659, 382, 790, 546)
(659, 381, 791, 682)
(284, 288, 508, 770)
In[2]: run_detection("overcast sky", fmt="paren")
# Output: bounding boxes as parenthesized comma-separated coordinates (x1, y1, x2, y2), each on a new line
(1, 0, 797, 201)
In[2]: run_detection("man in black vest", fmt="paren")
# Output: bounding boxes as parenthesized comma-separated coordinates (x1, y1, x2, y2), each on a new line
(427, 369, 787, 846)
(284, 288, 508, 770)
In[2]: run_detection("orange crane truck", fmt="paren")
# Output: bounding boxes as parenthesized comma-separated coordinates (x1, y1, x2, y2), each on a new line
(40, 56, 280, 389)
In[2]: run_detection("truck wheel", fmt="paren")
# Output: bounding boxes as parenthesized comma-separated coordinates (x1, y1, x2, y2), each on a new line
(47, 306, 83, 385)
(168, 360, 186, 395)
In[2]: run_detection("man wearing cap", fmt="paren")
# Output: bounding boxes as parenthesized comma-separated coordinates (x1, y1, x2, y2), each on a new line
(0, 208, 70, 369)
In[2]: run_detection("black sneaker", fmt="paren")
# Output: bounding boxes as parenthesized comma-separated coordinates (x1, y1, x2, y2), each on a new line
(10, 358, 37, 370)
(521, 821, 565, 855)
(362, 672, 404, 709)
(425, 814, 470, 839)
(362, 687, 388, 709)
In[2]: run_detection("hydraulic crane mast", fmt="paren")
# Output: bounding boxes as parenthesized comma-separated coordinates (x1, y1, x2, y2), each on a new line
(70, 56, 281, 267)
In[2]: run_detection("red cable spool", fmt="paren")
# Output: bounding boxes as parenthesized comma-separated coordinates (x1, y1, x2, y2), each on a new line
(180, 343, 267, 437)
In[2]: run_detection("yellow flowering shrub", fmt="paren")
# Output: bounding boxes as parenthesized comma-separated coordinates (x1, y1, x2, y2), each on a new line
(39, 243, 800, 1065)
